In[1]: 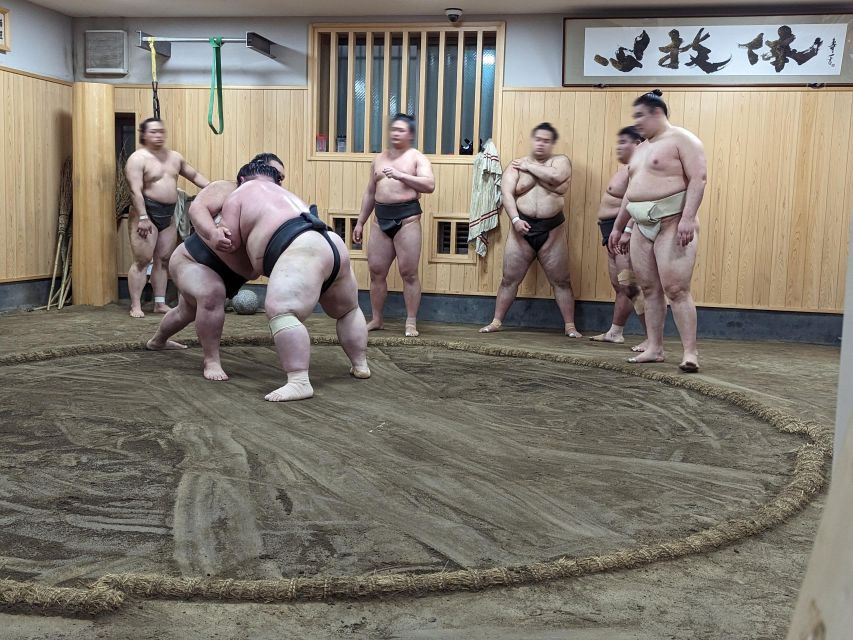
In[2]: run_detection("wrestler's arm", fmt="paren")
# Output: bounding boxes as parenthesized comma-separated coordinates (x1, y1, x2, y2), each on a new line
(679, 132, 707, 223)
(125, 153, 148, 218)
(218, 192, 245, 253)
(353, 162, 378, 244)
(521, 155, 572, 187)
(188, 181, 236, 251)
(501, 164, 530, 234)
(177, 153, 210, 189)
(608, 193, 633, 256)
(613, 167, 635, 231)
(392, 153, 435, 193)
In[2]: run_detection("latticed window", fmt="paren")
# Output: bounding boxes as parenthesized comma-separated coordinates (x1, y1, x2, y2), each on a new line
(312, 24, 503, 156)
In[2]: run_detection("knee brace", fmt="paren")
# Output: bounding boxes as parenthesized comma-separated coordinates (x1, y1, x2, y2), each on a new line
(633, 290, 645, 316)
(617, 269, 637, 287)
(269, 312, 303, 337)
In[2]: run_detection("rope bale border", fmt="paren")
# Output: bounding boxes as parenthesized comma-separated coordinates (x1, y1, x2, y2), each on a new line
(0, 334, 832, 615)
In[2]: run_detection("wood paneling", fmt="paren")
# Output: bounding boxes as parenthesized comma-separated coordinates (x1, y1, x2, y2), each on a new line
(72, 82, 116, 306)
(113, 84, 852, 313)
(0, 68, 71, 282)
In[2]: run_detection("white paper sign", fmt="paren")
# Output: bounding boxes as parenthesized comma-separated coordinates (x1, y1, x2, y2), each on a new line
(584, 24, 847, 77)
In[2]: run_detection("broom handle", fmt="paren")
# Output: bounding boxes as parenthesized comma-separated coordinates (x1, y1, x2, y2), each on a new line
(58, 236, 72, 310)
(46, 234, 64, 310)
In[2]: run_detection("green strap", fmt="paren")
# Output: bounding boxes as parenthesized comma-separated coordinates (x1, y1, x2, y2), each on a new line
(208, 37, 224, 135)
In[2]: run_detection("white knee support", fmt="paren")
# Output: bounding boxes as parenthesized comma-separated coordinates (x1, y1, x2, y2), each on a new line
(617, 270, 644, 315)
(633, 291, 645, 316)
(269, 312, 303, 337)
(617, 269, 637, 287)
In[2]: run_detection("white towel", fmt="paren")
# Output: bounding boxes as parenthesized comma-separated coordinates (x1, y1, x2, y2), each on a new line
(174, 189, 194, 241)
(467, 139, 502, 258)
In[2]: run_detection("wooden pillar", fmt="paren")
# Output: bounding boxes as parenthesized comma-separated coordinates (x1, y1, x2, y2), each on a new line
(72, 82, 116, 306)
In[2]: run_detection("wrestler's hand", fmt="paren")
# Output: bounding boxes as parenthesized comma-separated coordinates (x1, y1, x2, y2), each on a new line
(212, 226, 233, 252)
(511, 159, 529, 172)
(382, 167, 402, 180)
(677, 218, 697, 246)
(512, 217, 531, 235)
(618, 232, 631, 255)
(607, 229, 622, 255)
(136, 218, 153, 239)
(353, 222, 364, 244)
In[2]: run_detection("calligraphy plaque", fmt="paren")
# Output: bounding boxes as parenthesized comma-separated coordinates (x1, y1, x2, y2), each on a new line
(564, 14, 852, 86)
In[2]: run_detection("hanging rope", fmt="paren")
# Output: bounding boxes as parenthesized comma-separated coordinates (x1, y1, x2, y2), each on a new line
(208, 37, 224, 135)
(147, 37, 161, 119)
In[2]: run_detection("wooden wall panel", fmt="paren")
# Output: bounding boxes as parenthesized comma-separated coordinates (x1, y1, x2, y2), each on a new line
(111, 85, 852, 313)
(0, 68, 71, 283)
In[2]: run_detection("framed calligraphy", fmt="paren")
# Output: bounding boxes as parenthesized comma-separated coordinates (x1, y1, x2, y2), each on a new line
(563, 14, 852, 86)
(0, 7, 10, 54)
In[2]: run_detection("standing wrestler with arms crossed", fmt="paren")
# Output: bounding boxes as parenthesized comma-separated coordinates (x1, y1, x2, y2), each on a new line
(480, 123, 582, 337)
(353, 114, 435, 338)
(608, 90, 707, 372)
(125, 118, 209, 317)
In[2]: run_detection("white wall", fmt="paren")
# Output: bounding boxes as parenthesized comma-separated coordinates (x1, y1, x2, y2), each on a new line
(0, 0, 73, 81)
(504, 15, 563, 87)
(72, 17, 311, 86)
(72, 14, 564, 87)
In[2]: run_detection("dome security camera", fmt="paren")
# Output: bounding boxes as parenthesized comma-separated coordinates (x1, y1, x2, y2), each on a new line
(445, 8, 463, 23)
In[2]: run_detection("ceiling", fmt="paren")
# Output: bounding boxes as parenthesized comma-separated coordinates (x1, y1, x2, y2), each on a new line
(29, 0, 851, 18)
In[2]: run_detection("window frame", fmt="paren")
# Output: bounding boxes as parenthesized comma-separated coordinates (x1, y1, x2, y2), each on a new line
(308, 22, 505, 164)
(329, 211, 366, 258)
(429, 213, 476, 264)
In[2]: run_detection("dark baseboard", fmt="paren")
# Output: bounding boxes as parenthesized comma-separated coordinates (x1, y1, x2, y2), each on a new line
(115, 280, 842, 346)
(353, 291, 842, 345)
(117, 277, 179, 304)
(0, 278, 54, 312)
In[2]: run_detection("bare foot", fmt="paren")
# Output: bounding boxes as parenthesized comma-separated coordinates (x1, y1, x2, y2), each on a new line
(350, 366, 372, 379)
(203, 361, 229, 381)
(589, 331, 624, 344)
(631, 340, 649, 353)
(404, 320, 419, 338)
(628, 350, 666, 364)
(154, 302, 171, 314)
(565, 324, 583, 338)
(679, 353, 700, 373)
(366, 318, 384, 331)
(130, 306, 145, 318)
(479, 320, 503, 333)
(146, 338, 188, 351)
(265, 380, 314, 401)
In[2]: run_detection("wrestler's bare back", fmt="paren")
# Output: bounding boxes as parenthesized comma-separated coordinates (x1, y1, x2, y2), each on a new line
(626, 127, 699, 202)
(219, 180, 311, 276)
(512, 154, 570, 219)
